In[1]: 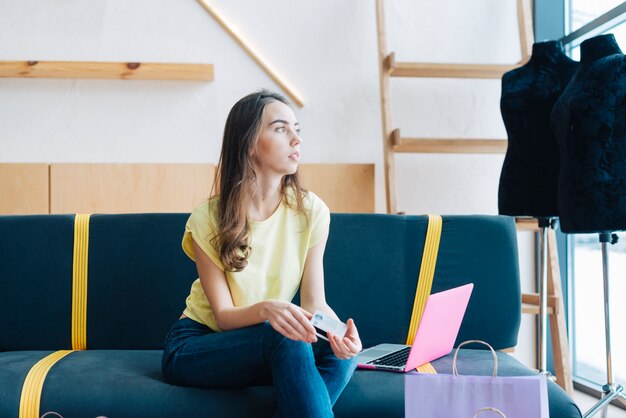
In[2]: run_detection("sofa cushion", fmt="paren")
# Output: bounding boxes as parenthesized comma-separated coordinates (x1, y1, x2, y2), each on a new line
(0, 350, 275, 418)
(0, 349, 580, 418)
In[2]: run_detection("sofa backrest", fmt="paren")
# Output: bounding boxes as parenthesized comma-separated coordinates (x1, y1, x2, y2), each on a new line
(322, 214, 521, 350)
(0, 213, 520, 352)
(0, 214, 194, 351)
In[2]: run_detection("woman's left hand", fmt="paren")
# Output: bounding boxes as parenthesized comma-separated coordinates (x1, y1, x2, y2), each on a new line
(328, 318, 362, 360)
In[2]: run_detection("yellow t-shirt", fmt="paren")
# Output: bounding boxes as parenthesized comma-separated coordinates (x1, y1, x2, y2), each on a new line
(181, 190, 330, 331)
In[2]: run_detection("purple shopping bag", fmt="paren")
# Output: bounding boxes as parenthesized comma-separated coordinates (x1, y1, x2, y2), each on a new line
(405, 340, 549, 418)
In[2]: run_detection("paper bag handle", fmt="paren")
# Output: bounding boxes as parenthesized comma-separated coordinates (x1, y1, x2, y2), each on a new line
(452, 339, 498, 377)
(473, 407, 506, 417)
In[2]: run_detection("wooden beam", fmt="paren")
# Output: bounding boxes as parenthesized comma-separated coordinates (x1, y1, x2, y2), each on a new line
(547, 229, 574, 395)
(387, 59, 516, 79)
(522, 304, 555, 315)
(376, 0, 398, 214)
(519, 225, 573, 395)
(521, 293, 559, 315)
(517, 0, 535, 63)
(515, 218, 540, 231)
(0, 61, 214, 81)
(195, 0, 304, 107)
(391, 129, 507, 154)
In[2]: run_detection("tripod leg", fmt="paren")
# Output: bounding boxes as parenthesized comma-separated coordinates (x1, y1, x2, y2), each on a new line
(537, 225, 549, 372)
(601, 242, 614, 389)
(583, 385, 624, 417)
(583, 237, 620, 418)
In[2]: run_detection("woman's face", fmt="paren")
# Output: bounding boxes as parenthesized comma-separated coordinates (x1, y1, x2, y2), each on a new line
(252, 100, 302, 177)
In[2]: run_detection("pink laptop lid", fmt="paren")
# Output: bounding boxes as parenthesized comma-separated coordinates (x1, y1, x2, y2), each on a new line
(405, 283, 474, 370)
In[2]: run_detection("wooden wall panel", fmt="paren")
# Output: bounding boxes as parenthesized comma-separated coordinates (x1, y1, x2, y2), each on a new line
(50, 164, 215, 214)
(5, 163, 374, 215)
(0, 164, 49, 214)
(299, 164, 375, 213)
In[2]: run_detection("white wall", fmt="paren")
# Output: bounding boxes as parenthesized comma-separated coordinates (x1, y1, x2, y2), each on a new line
(0, 0, 536, 367)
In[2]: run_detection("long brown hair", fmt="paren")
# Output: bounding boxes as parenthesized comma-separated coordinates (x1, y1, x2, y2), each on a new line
(212, 90, 306, 272)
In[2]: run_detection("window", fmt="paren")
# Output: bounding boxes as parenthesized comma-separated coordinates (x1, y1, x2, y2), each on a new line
(569, 18, 626, 59)
(564, 0, 626, 399)
(570, 0, 625, 31)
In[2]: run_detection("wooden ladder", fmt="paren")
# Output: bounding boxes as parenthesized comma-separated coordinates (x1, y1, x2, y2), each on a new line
(376, 0, 533, 214)
(375, 0, 573, 395)
(517, 220, 574, 395)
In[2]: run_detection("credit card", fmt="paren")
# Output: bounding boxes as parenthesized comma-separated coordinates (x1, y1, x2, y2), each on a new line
(310, 310, 347, 341)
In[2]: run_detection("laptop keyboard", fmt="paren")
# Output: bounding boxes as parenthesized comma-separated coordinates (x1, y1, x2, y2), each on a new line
(368, 346, 411, 367)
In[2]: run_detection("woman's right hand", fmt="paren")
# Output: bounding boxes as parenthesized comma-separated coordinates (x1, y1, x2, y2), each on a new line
(260, 300, 318, 343)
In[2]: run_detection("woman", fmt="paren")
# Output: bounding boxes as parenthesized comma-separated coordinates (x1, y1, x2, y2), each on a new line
(162, 89, 362, 417)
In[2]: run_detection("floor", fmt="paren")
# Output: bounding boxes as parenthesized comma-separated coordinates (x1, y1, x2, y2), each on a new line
(573, 389, 626, 417)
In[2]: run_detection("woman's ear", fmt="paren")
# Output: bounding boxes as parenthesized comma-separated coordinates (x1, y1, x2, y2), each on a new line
(248, 148, 258, 166)
(248, 149, 261, 176)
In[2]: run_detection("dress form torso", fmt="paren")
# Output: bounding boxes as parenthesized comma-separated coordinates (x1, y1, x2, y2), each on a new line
(498, 41, 578, 217)
(551, 34, 626, 233)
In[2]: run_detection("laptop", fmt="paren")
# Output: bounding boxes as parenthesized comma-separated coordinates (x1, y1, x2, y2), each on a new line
(356, 283, 473, 372)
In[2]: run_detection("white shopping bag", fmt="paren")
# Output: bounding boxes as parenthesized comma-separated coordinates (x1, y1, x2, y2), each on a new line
(405, 340, 549, 418)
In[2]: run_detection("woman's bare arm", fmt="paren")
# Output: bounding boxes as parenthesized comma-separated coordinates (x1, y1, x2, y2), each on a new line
(192, 239, 316, 342)
(299, 231, 362, 358)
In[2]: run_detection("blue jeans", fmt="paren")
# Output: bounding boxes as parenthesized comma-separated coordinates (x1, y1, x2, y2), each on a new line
(161, 318, 357, 418)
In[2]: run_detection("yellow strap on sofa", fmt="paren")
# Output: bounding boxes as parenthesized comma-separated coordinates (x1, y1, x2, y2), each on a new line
(19, 214, 91, 417)
(72, 213, 91, 350)
(406, 214, 442, 345)
(415, 362, 438, 374)
(406, 214, 442, 373)
(19, 350, 74, 418)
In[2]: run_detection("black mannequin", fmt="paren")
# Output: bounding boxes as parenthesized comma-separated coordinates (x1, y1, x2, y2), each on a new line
(551, 34, 626, 233)
(498, 41, 578, 217)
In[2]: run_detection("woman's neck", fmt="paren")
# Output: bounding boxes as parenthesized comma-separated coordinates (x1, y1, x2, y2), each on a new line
(248, 175, 283, 221)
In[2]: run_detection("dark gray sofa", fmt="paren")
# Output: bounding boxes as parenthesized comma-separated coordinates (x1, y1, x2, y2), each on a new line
(0, 213, 581, 417)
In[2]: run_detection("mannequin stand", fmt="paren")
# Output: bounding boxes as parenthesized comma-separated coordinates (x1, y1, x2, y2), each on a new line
(583, 232, 626, 418)
(537, 217, 556, 377)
